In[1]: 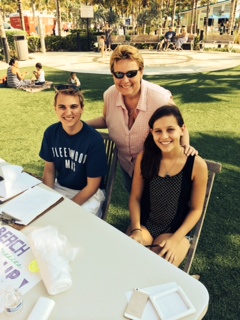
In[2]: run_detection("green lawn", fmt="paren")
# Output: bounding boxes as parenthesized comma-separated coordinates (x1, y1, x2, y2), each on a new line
(0, 65, 239, 320)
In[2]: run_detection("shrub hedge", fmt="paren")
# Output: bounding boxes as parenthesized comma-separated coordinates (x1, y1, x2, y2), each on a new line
(0, 30, 99, 55)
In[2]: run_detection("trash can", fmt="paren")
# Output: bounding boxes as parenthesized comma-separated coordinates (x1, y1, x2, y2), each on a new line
(14, 35, 29, 61)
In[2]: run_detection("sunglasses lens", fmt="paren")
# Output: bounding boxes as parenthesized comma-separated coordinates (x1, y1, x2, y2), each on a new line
(114, 72, 124, 79)
(113, 70, 139, 79)
(126, 70, 138, 78)
(56, 85, 80, 91)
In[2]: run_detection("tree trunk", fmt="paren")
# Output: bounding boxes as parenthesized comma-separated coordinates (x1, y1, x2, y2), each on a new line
(172, 0, 177, 28)
(205, 0, 210, 38)
(190, 0, 194, 34)
(56, 0, 61, 36)
(17, 0, 26, 31)
(228, 0, 236, 35)
(0, 12, 10, 63)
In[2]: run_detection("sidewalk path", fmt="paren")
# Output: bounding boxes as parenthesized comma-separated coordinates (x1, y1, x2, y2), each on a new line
(1, 50, 240, 75)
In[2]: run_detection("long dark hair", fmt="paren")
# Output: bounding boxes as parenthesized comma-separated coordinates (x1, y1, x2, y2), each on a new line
(141, 105, 184, 180)
(9, 58, 18, 66)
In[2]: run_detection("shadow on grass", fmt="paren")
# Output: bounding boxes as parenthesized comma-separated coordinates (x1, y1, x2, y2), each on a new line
(40, 66, 240, 106)
(191, 132, 240, 167)
(45, 69, 113, 100)
(1, 65, 239, 105)
(145, 67, 240, 104)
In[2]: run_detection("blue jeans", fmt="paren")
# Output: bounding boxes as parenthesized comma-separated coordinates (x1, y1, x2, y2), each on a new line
(120, 166, 133, 194)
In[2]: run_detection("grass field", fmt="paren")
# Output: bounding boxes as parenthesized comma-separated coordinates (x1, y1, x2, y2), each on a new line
(0, 65, 239, 319)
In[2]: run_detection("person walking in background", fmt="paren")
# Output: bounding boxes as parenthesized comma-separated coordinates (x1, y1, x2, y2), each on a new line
(32, 62, 45, 85)
(86, 45, 197, 193)
(39, 87, 108, 216)
(99, 35, 105, 57)
(68, 72, 81, 89)
(128, 105, 208, 267)
(104, 23, 112, 51)
(7, 58, 31, 88)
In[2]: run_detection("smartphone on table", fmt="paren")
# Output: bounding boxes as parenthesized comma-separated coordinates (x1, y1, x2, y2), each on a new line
(124, 289, 149, 320)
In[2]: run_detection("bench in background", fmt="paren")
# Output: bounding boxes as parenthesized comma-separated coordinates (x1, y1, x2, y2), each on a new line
(181, 34, 196, 50)
(201, 34, 234, 52)
(96, 35, 126, 51)
(130, 35, 161, 49)
(110, 35, 126, 46)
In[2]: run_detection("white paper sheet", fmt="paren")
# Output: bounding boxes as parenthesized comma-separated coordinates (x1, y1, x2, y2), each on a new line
(0, 186, 63, 225)
(0, 168, 41, 202)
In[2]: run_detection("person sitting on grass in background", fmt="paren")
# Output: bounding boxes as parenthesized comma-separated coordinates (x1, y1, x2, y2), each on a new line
(127, 105, 208, 267)
(39, 86, 108, 217)
(68, 72, 81, 89)
(7, 58, 31, 88)
(32, 62, 45, 85)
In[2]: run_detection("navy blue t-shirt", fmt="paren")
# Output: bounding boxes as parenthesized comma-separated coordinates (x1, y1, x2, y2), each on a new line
(39, 121, 108, 190)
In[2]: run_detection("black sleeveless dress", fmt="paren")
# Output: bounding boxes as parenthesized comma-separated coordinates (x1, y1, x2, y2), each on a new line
(140, 155, 195, 238)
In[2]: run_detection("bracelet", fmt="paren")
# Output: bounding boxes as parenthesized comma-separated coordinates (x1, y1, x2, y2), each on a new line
(130, 228, 142, 235)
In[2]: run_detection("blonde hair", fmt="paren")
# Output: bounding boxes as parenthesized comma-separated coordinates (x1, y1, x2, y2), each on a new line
(110, 45, 144, 73)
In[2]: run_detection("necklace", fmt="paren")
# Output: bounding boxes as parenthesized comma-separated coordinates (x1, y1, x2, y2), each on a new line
(123, 96, 139, 116)
(128, 108, 134, 115)
(162, 148, 182, 178)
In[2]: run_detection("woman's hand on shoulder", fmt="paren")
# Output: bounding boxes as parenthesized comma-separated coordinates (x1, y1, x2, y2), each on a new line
(182, 145, 198, 156)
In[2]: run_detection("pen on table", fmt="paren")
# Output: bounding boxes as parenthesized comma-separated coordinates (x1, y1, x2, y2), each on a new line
(144, 244, 160, 248)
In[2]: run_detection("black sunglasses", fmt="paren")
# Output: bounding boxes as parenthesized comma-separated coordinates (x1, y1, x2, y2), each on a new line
(112, 70, 140, 79)
(55, 84, 81, 91)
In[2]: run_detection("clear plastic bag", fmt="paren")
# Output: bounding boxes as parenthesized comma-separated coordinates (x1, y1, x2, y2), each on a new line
(28, 225, 78, 295)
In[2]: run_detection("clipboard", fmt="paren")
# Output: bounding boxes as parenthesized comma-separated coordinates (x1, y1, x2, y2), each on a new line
(0, 186, 64, 230)
(0, 172, 41, 204)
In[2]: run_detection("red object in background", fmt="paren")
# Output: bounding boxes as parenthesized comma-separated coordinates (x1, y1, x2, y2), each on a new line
(10, 13, 55, 35)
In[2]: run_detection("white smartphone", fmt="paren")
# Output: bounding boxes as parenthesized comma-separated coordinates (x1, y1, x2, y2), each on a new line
(124, 289, 149, 320)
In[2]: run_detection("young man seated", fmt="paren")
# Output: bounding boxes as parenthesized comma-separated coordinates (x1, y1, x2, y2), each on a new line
(160, 26, 176, 51)
(39, 87, 108, 217)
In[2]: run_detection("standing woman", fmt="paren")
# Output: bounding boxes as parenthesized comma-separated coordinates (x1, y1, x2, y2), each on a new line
(7, 58, 31, 88)
(104, 23, 112, 50)
(128, 106, 208, 267)
(87, 45, 196, 193)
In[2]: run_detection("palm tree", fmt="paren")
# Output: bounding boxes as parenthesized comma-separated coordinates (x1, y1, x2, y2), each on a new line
(228, 0, 237, 35)
(56, 0, 61, 36)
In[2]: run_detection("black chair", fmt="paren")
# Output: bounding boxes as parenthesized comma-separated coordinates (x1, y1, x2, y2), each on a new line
(99, 132, 118, 221)
(183, 159, 222, 274)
